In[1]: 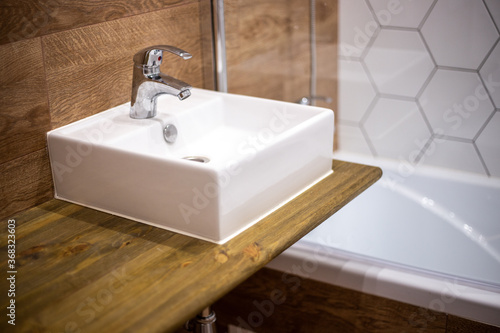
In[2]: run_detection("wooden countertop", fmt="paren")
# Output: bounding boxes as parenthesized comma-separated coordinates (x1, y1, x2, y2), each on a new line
(3, 160, 381, 333)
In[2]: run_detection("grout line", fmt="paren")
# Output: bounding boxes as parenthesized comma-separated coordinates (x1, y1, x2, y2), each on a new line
(377, 94, 416, 102)
(435, 65, 477, 73)
(381, 26, 418, 32)
(472, 109, 497, 142)
(418, 0, 438, 31)
(39, 36, 54, 130)
(416, 99, 434, 142)
(359, 123, 378, 158)
(414, 136, 434, 164)
(477, 38, 499, 72)
(38, 0, 200, 41)
(364, 0, 379, 26)
(483, 0, 500, 35)
(418, 29, 437, 68)
(473, 141, 491, 176)
(415, 66, 437, 100)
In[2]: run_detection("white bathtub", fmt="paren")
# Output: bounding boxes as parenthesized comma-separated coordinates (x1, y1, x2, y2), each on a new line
(267, 153, 500, 327)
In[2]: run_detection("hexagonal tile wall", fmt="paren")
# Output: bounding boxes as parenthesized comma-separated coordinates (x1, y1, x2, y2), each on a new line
(337, 124, 373, 155)
(338, 60, 376, 122)
(420, 139, 487, 175)
(485, 0, 500, 31)
(476, 112, 500, 177)
(339, 0, 379, 59)
(363, 98, 431, 160)
(337, 0, 500, 178)
(419, 69, 495, 140)
(364, 29, 434, 97)
(421, 0, 498, 69)
(479, 41, 500, 108)
(368, 0, 435, 29)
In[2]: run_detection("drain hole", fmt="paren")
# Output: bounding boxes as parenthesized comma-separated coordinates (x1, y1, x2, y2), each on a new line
(182, 156, 210, 163)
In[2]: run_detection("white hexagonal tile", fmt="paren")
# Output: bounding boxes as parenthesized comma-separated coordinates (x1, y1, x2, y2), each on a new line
(339, 0, 379, 58)
(364, 98, 431, 159)
(338, 59, 376, 122)
(419, 69, 495, 140)
(368, 0, 434, 28)
(476, 112, 500, 177)
(479, 42, 500, 108)
(421, 0, 498, 69)
(420, 139, 486, 175)
(485, 0, 500, 30)
(337, 123, 373, 156)
(364, 29, 434, 97)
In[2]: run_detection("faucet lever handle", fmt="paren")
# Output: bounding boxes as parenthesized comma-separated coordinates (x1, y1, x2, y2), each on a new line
(133, 45, 192, 68)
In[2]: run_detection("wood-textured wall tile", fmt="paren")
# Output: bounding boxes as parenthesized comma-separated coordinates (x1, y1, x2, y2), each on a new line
(214, 267, 447, 333)
(446, 315, 500, 333)
(0, 0, 196, 46)
(0, 149, 53, 220)
(225, 0, 292, 100)
(224, 0, 337, 107)
(43, 2, 205, 129)
(0, 39, 51, 164)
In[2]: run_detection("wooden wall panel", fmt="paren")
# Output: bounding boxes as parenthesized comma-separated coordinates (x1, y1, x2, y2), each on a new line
(43, 2, 205, 129)
(446, 315, 500, 333)
(224, 0, 337, 150)
(214, 268, 500, 333)
(213, 267, 448, 333)
(0, 0, 196, 46)
(0, 149, 53, 220)
(0, 1, 209, 218)
(224, 0, 337, 113)
(224, 0, 297, 101)
(0, 39, 51, 164)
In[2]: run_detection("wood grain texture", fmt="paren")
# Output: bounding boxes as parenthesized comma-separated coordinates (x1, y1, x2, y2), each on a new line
(225, 0, 303, 101)
(224, 0, 337, 114)
(0, 0, 196, 45)
(0, 38, 51, 164)
(446, 315, 500, 333)
(0, 148, 53, 220)
(213, 267, 448, 333)
(43, 1, 206, 129)
(0, 160, 381, 333)
(224, 0, 338, 149)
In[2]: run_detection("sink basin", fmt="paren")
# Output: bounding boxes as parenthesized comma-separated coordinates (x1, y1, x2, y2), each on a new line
(47, 88, 334, 243)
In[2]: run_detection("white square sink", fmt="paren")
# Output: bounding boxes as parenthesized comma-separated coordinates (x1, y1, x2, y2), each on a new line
(47, 88, 334, 243)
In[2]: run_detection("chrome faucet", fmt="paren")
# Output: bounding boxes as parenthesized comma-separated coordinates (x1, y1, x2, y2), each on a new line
(130, 45, 192, 119)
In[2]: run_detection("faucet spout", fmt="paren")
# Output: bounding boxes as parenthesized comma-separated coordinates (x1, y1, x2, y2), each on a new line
(130, 45, 192, 119)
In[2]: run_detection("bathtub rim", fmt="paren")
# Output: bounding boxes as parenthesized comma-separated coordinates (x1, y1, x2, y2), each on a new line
(267, 240, 500, 327)
(268, 152, 500, 327)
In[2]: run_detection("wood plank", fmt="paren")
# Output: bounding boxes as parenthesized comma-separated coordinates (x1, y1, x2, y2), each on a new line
(42, 1, 206, 129)
(0, 160, 381, 332)
(225, 0, 301, 101)
(0, 149, 53, 220)
(0, 38, 51, 164)
(0, 0, 196, 46)
(213, 267, 447, 333)
(225, 0, 337, 109)
(446, 315, 500, 333)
